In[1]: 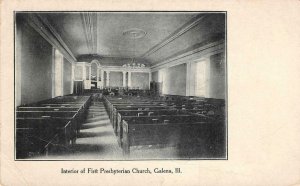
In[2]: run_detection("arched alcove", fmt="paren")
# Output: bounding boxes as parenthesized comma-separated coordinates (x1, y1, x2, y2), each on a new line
(91, 63, 97, 81)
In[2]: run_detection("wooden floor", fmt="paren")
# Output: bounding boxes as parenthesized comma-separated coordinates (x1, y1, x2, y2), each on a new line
(30, 99, 224, 160)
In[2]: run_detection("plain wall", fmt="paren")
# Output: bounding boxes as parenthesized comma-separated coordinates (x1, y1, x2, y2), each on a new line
(208, 52, 225, 99)
(17, 19, 53, 105)
(16, 14, 74, 106)
(109, 71, 123, 87)
(131, 72, 149, 89)
(74, 66, 83, 80)
(63, 58, 72, 95)
(86, 66, 90, 80)
(151, 71, 159, 82)
(163, 63, 187, 96)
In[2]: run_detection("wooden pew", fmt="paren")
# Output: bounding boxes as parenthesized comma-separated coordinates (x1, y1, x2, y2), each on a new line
(16, 110, 81, 159)
(121, 115, 224, 156)
(16, 117, 73, 159)
(30, 96, 91, 105)
(103, 95, 226, 158)
(17, 107, 81, 112)
(117, 114, 203, 146)
(104, 97, 160, 118)
(111, 105, 171, 125)
(16, 127, 60, 159)
(111, 106, 177, 133)
(16, 110, 80, 133)
(16, 95, 92, 159)
(103, 95, 213, 130)
(115, 109, 180, 139)
(108, 103, 162, 120)
(114, 108, 208, 136)
(17, 107, 86, 129)
(18, 95, 92, 130)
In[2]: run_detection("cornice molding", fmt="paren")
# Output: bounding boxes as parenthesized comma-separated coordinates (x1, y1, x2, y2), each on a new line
(151, 40, 225, 72)
(37, 15, 77, 63)
(23, 14, 77, 63)
(76, 62, 91, 67)
(81, 13, 97, 54)
(140, 14, 206, 58)
(101, 66, 150, 73)
(76, 62, 150, 73)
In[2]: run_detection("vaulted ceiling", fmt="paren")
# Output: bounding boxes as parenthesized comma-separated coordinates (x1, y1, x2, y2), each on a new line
(37, 12, 225, 66)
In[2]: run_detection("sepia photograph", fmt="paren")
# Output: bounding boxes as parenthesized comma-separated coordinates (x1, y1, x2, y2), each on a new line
(1, 0, 300, 185)
(15, 11, 227, 160)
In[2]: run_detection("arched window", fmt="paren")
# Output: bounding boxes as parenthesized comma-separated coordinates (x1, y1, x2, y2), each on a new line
(90, 60, 101, 81)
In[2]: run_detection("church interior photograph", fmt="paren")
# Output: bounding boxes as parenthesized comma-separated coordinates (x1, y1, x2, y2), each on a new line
(15, 12, 227, 160)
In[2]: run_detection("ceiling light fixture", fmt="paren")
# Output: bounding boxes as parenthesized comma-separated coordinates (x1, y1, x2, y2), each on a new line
(122, 59, 146, 69)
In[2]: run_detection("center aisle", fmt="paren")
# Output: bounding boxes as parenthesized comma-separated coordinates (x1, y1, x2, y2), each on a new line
(45, 100, 124, 160)
(70, 101, 124, 159)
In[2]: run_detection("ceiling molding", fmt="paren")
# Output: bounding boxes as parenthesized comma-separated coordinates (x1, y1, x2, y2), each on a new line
(76, 62, 91, 67)
(23, 14, 77, 63)
(99, 54, 139, 59)
(37, 14, 77, 62)
(140, 14, 206, 58)
(81, 13, 98, 54)
(101, 66, 150, 73)
(151, 40, 225, 72)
